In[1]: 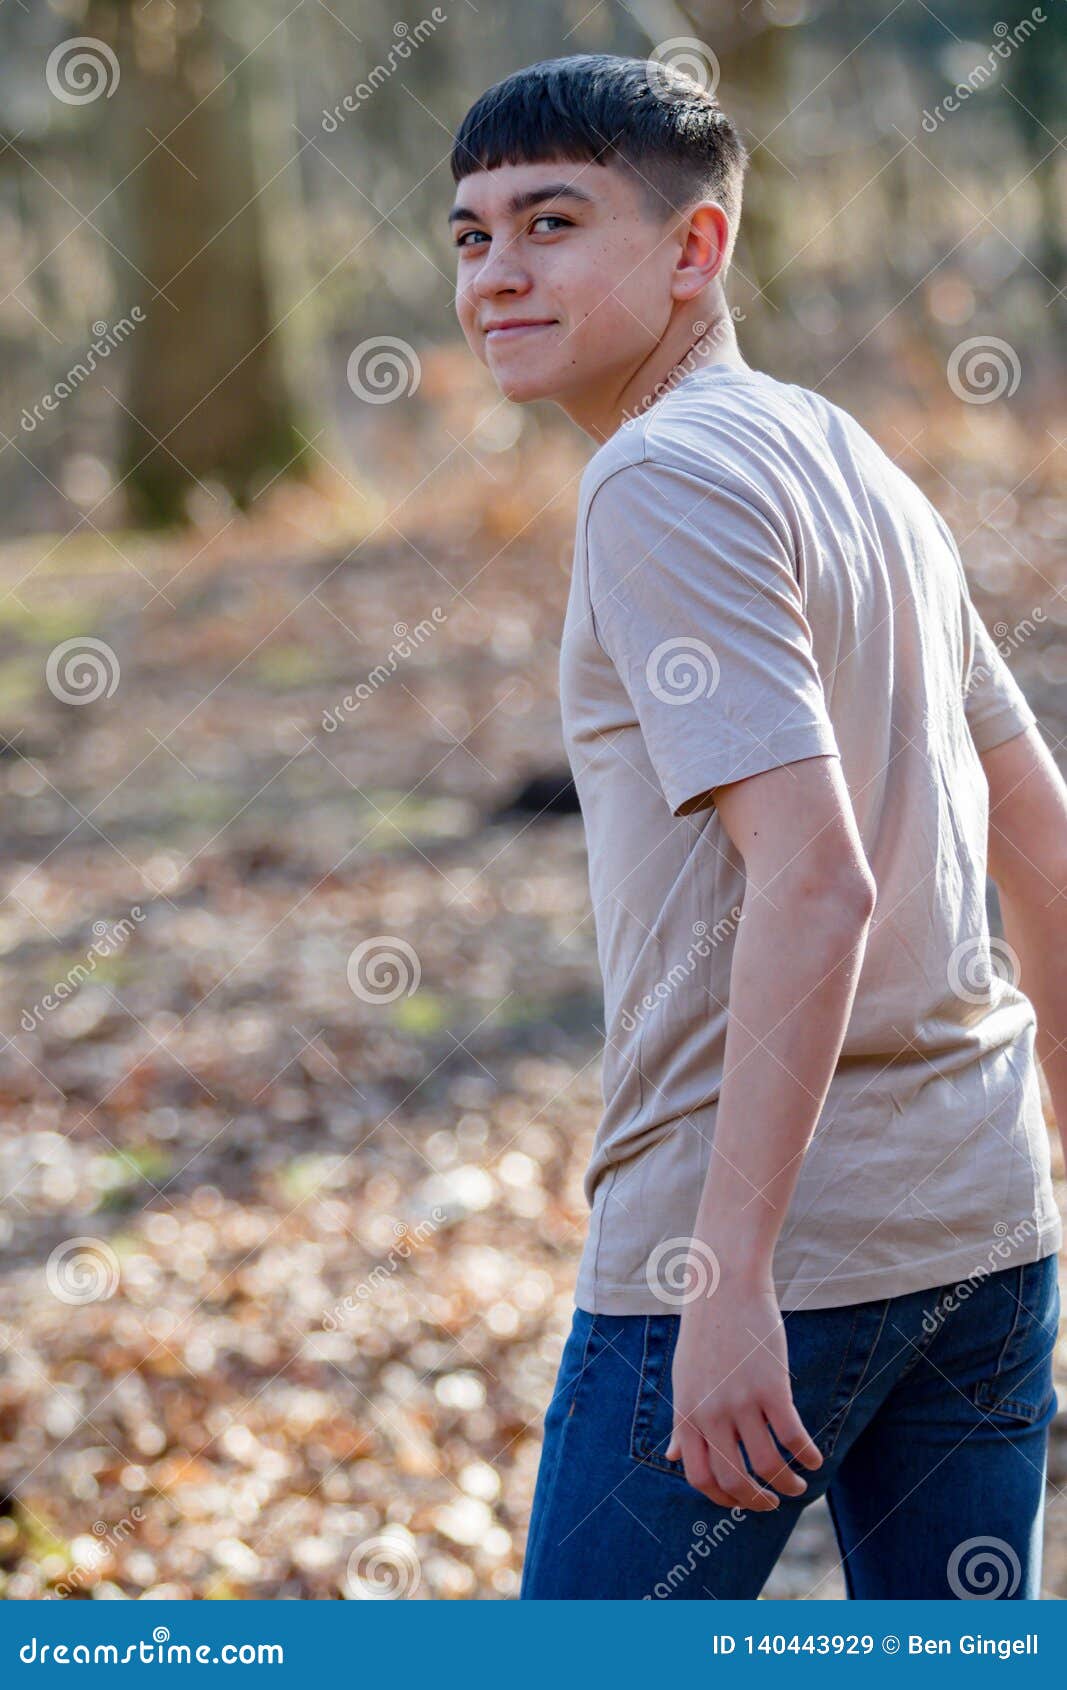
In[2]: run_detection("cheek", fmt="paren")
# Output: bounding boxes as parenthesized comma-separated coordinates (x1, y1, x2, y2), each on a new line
(455, 283, 481, 350)
(564, 238, 667, 345)
(545, 250, 611, 341)
(613, 240, 675, 330)
(567, 288, 645, 352)
(455, 279, 474, 328)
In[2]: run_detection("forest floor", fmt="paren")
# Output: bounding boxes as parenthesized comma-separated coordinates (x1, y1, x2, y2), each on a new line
(1, 374, 1066, 1598)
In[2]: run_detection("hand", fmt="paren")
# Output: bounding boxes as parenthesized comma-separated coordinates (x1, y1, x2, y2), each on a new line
(664, 1274, 823, 1511)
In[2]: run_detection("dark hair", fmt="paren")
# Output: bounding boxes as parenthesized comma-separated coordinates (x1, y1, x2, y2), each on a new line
(450, 53, 747, 250)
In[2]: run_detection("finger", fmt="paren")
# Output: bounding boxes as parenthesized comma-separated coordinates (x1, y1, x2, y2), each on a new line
(665, 1410, 701, 1463)
(735, 1409, 808, 1498)
(706, 1421, 781, 1511)
(674, 1428, 735, 1508)
(763, 1395, 825, 1471)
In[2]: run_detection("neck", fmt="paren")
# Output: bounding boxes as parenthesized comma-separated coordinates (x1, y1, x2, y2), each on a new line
(559, 297, 748, 443)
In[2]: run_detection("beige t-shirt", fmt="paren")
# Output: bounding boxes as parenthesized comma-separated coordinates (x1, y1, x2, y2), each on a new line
(559, 362, 1062, 1314)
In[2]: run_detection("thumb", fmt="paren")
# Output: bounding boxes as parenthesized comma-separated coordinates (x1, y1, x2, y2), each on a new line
(665, 1428, 680, 1461)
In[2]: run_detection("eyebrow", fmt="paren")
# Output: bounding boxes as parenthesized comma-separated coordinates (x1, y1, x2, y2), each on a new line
(447, 182, 596, 226)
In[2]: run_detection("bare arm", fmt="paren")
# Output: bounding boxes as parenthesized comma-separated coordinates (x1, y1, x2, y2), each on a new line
(665, 752, 876, 1510)
(691, 751, 876, 1271)
(981, 722, 1067, 1170)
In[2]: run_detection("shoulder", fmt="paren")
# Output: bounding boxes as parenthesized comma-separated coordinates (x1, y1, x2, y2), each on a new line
(578, 373, 803, 552)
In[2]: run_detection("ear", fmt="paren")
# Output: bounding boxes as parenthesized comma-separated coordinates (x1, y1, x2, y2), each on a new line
(670, 202, 730, 303)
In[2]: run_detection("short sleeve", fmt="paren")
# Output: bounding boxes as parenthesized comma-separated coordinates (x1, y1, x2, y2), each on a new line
(963, 595, 1038, 753)
(584, 459, 840, 818)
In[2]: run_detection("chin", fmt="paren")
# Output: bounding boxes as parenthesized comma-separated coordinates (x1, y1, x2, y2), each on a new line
(490, 363, 565, 404)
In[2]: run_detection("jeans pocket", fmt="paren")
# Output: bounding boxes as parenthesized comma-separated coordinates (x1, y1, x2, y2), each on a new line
(629, 1313, 689, 1478)
(972, 1254, 1060, 1426)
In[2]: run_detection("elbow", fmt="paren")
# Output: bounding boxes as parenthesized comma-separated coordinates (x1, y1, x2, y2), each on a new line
(837, 866, 877, 927)
(793, 862, 877, 928)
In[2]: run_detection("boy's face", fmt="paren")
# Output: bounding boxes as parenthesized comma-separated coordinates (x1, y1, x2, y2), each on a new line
(449, 158, 682, 406)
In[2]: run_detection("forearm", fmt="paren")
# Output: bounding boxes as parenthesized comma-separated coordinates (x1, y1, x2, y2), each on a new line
(692, 878, 874, 1278)
(998, 876, 1067, 1170)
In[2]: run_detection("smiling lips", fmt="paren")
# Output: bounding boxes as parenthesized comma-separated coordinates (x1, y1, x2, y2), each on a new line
(483, 318, 557, 339)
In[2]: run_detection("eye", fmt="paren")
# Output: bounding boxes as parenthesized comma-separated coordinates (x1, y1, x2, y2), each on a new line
(531, 214, 572, 234)
(454, 228, 489, 249)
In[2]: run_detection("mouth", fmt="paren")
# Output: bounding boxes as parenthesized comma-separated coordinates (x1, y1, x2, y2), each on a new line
(484, 319, 557, 341)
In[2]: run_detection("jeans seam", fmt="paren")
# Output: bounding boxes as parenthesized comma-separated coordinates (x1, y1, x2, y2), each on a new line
(629, 1315, 658, 1466)
(973, 1384, 1051, 1424)
(523, 1314, 600, 1586)
(975, 1263, 1057, 1423)
(990, 1264, 1026, 1377)
(823, 1482, 856, 1600)
(816, 1304, 863, 1456)
(822, 1300, 891, 1458)
(892, 1307, 944, 1385)
(970, 1263, 1051, 1421)
(629, 1314, 687, 1477)
(629, 1315, 652, 1450)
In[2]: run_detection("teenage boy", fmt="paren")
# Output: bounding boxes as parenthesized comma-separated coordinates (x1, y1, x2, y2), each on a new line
(447, 54, 1065, 1599)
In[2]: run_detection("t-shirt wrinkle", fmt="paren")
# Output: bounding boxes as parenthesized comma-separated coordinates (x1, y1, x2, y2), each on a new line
(560, 363, 1060, 1315)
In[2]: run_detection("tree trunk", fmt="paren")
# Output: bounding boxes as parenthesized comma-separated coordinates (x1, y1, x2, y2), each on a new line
(106, 0, 307, 523)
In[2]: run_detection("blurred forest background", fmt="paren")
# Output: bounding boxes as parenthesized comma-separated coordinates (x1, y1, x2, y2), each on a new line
(0, 0, 1065, 1600)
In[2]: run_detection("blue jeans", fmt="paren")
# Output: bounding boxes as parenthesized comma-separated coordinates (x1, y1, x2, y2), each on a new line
(520, 1253, 1060, 1599)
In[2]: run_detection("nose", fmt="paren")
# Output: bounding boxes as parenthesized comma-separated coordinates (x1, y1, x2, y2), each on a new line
(472, 238, 532, 302)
